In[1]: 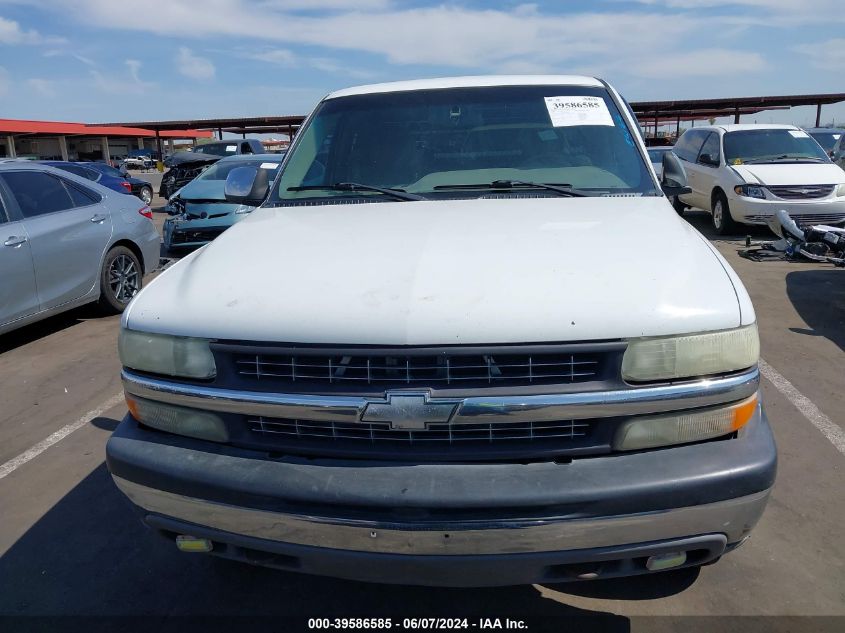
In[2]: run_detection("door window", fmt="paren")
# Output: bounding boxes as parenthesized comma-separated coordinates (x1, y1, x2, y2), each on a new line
(54, 164, 99, 181)
(64, 180, 100, 207)
(697, 132, 721, 166)
(0, 171, 75, 218)
(673, 129, 708, 163)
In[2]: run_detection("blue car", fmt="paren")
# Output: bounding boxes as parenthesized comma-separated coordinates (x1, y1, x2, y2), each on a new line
(163, 154, 284, 253)
(40, 161, 154, 205)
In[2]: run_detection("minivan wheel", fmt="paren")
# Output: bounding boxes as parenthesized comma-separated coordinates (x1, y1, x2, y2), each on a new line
(712, 192, 736, 235)
(139, 186, 153, 205)
(672, 196, 687, 215)
(98, 246, 142, 313)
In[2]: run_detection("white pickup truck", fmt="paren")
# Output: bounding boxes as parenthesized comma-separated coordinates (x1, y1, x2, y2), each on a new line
(107, 76, 776, 586)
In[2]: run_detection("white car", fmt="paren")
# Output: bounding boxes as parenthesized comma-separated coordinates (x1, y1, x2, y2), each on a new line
(672, 124, 845, 234)
(107, 76, 775, 586)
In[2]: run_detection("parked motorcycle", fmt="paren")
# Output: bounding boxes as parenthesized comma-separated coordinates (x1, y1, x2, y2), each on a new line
(767, 209, 845, 266)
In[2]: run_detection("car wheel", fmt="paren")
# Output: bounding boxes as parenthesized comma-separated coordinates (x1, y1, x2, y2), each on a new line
(98, 246, 142, 314)
(139, 186, 153, 205)
(711, 192, 736, 235)
(672, 196, 687, 216)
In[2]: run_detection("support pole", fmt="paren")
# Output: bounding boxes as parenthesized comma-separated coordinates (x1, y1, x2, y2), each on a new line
(101, 136, 110, 164)
(58, 136, 69, 161)
(653, 110, 659, 140)
(4, 134, 16, 158)
(734, 106, 740, 124)
(138, 138, 145, 150)
(815, 103, 822, 127)
(218, 127, 223, 140)
(675, 114, 680, 138)
(156, 130, 164, 171)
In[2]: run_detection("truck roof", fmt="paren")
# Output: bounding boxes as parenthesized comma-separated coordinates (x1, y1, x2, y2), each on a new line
(326, 75, 605, 100)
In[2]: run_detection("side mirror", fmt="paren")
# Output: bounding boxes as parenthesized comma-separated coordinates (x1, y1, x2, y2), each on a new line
(224, 166, 270, 205)
(698, 153, 719, 167)
(661, 152, 692, 198)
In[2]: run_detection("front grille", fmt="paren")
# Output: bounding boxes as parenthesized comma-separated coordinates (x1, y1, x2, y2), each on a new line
(171, 227, 226, 244)
(746, 212, 845, 226)
(233, 350, 602, 389)
(248, 416, 592, 445)
(768, 184, 834, 200)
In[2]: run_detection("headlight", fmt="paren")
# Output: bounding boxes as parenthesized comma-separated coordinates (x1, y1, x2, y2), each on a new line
(835, 184, 845, 197)
(613, 393, 758, 451)
(126, 394, 228, 442)
(234, 204, 254, 214)
(118, 329, 216, 379)
(734, 184, 766, 199)
(622, 323, 759, 382)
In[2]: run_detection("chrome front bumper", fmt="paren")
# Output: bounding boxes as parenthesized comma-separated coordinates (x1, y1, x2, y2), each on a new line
(115, 475, 770, 556)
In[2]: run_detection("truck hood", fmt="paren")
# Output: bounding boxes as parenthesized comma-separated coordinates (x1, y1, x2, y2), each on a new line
(732, 163, 845, 186)
(126, 197, 744, 344)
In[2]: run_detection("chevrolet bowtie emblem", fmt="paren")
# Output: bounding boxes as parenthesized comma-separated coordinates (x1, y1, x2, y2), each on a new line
(361, 392, 458, 430)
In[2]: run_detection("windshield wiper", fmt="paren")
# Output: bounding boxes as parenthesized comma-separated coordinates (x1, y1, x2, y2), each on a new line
(433, 180, 590, 197)
(743, 155, 826, 164)
(287, 182, 426, 201)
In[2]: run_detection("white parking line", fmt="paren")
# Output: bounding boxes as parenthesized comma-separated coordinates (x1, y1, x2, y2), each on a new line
(760, 359, 845, 456)
(0, 393, 124, 480)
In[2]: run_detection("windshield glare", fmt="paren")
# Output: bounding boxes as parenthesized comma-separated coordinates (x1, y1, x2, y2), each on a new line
(272, 85, 654, 202)
(198, 159, 283, 181)
(724, 129, 830, 164)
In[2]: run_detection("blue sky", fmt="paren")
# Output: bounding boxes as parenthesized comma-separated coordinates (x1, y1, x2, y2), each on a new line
(1, 0, 844, 127)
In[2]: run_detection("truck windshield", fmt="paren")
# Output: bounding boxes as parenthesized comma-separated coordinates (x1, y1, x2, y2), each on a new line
(271, 85, 656, 203)
(724, 129, 831, 164)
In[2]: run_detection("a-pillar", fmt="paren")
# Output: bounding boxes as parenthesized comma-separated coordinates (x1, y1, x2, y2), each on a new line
(58, 136, 69, 160)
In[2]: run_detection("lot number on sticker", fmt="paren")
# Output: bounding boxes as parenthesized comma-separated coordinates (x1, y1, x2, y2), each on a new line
(788, 130, 809, 138)
(260, 162, 280, 169)
(226, 145, 237, 151)
(545, 96, 614, 127)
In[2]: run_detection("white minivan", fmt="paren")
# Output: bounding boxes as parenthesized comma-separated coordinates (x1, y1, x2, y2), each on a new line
(672, 124, 845, 234)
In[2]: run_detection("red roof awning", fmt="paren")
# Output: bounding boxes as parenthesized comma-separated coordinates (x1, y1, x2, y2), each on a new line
(0, 119, 212, 139)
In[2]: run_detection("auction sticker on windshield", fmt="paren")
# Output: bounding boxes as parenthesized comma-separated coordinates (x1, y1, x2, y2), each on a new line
(544, 95, 614, 127)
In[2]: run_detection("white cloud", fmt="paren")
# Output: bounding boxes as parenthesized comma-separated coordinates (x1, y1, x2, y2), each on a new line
(27, 77, 56, 97)
(627, 49, 767, 78)
(247, 48, 297, 66)
(794, 39, 845, 71)
(0, 15, 65, 44)
(90, 59, 154, 95)
(177, 47, 215, 80)
(125, 58, 143, 83)
(244, 48, 375, 78)
(44, 49, 97, 66)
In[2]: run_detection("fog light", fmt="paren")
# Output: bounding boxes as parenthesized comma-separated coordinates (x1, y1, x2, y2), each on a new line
(126, 394, 228, 442)
(613, 393, 758, 451)
(646, 552, 687, 571)
(176, 535, 213, 553)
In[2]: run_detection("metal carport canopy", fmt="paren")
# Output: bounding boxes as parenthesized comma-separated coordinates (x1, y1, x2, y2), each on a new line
(630, 92, 845, 126)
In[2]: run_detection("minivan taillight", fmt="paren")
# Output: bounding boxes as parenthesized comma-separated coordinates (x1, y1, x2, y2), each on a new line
(139, 206, 153, 220)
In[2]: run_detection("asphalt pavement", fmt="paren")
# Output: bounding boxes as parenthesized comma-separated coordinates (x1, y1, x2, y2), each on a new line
(0, 207, 842, 632)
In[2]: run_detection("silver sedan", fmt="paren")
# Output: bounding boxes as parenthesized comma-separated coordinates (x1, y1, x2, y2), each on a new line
(0, 160, 160, 335)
